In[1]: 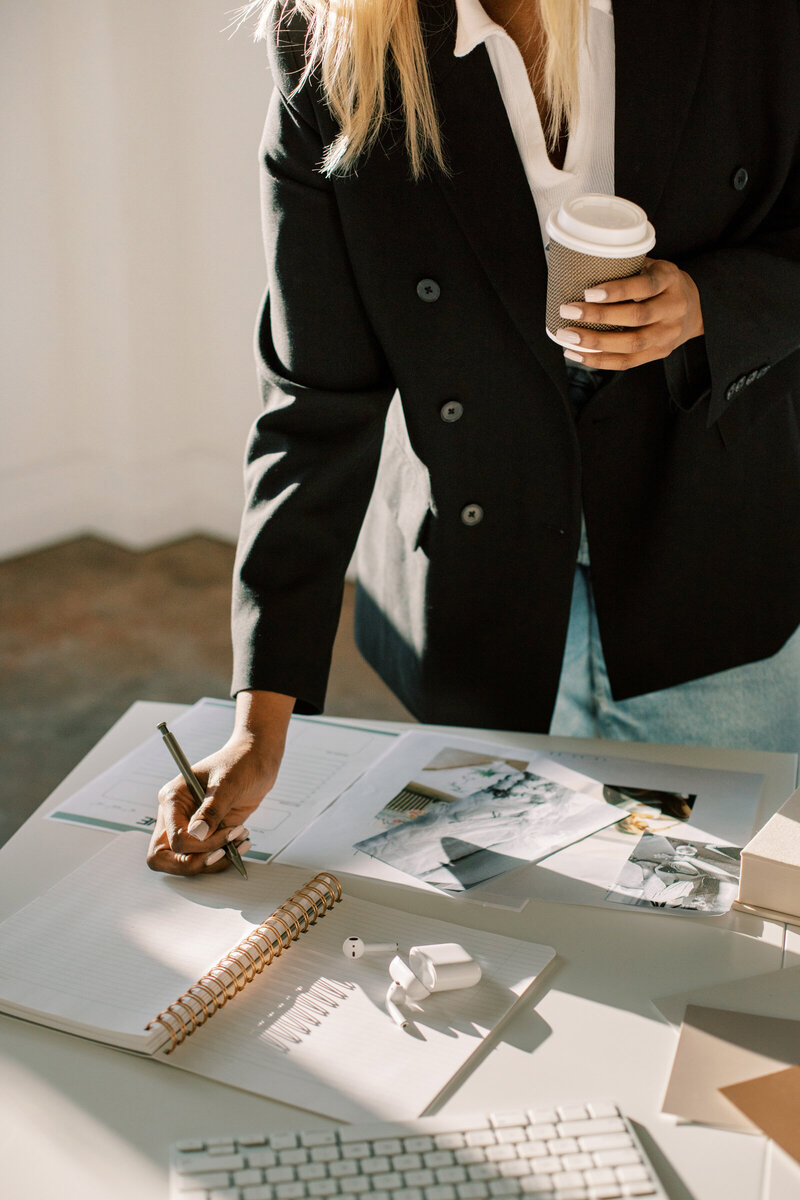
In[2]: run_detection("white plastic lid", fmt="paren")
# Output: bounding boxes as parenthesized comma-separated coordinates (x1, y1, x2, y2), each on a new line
(546, 193, 656, 258)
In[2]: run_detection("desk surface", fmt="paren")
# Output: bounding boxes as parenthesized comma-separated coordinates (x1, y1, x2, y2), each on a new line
(1, 704, 798, 1200)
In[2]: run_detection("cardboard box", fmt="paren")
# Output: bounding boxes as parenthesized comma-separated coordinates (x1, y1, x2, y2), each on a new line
(733, 784, 800, 923)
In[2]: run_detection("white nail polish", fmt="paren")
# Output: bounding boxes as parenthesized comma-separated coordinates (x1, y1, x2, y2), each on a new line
(237, 840, 252, 854)
(584, 287, 607, 302)
(558, 330, 582, 344)
(187, 819, 209, 840)
(564, 349, 584, 362)
(226, 825, 248, 842)
(560, 304, 583, 319)
(205, 848, 225, 866)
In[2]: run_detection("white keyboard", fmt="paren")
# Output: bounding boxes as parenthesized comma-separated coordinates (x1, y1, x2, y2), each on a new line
(170, 1102, 668, 1200)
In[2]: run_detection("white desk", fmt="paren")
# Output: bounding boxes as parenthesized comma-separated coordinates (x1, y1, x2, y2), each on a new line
(1, 703, 798, 1200)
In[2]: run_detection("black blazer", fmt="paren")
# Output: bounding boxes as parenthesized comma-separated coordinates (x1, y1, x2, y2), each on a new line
(231, 0, 800, 733)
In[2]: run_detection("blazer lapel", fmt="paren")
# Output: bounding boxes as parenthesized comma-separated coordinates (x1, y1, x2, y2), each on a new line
(429, 38, 570, 401)
(613, 0, 714, 224)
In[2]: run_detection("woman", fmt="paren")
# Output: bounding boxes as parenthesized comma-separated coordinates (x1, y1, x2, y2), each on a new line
(147, 0, 800, 875)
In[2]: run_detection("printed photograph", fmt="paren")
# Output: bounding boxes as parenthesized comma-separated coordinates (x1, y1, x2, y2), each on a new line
(602, 784, 698, 836)
(604, 833, 741, 915)
(355, 747, 620, 893)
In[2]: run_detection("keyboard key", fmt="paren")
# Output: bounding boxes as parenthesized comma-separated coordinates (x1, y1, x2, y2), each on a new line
(579, 1136, 633, 1154)
(438, 1166, 469, 1184)
(529, 1110, 558, 1126)
(553, 1173, 584, 1189)
(499, 1160, 530, 1178)
(586, 1171, 616, 1186)
(547, 1139, 579, 1156)
(588, 1189, 623, 1200)
(238, 1135, 269, 1147)
(497, 1128, 527, 1144)
(233, 1168, 264, 1185)
(374, 1139, 404, 1155)
(557, 1107, 588, 1123)
(265, 1165, 297, 1183)
(527, 1125, 558, 1142)
(278, 1148, 309, 1166)
(426, 1151, 456, 1169)
(436, 1133, 467, 1150)
(562, 1156, 593, 1173)
(297, 1163, 328, 1181)
(491, 1112, 528, 1128)
(467, 1163, 501, 1181)
(592, 1151, 641, 1169)
(241, 1188, 274, 1200)
(405, 1168, 435, 1187)
(271, 1133, 299, 1150)
(301, 1130, 339, 1148)
(622, 1185, 656, 1197)
(456, 1149, 486, 1166)
(394, 1153, 424, 1171)
(492, 1182, 529, 1197)
(520, 1180, 556, 1195)
(307, 1181, 339, 1197)
(247, 1150, 278, 1169)
(616, 1167, 648, 1183)
(466, 1130, 496, 1147)
(427, 1187, 458, 1200)
(394, 1190, 424, 1200)
(175, 1139, 206, 1152)
(328, 1161, 358, 1178)
(587, 1104, 619, 1120)
(406, 1136, 436, 1152)
(559, 1120, 626, 1140)
(457, 1184, 490, 1199)
(275, 1184, 306, 1199)
(360, 1156, 391, 1174)
(311, 1146, 342, 1163)
(372, 1173, 404, 1190)
(342, 1142, 372, 1159)
(517, 1143, 547, 1160)
(209, 1190, 240, 1200)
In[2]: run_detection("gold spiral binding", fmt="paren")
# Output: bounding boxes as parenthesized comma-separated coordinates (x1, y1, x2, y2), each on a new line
(146, 870, 342, 1054)
(264, 912, 295, 949)
(296, 883, 330, 918)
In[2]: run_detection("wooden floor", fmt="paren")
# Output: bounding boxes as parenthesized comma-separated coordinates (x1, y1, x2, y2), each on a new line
(1, 536, 412, 847)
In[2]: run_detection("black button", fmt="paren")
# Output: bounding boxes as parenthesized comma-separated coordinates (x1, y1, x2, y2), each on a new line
(416, 278, 441, 302)
(732, 167, 749, 191)
(440, 400, 463, 423)
(460, 504, 484, 526)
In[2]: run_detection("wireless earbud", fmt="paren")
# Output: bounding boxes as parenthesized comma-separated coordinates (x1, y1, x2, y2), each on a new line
(342, 936, 398, 959)
(386, 943, 482, 1029)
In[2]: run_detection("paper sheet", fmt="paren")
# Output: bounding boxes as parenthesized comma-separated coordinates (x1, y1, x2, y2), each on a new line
(48, 698, 395, 860)
(661, 1005, 800, 1132)
(721, 1067, 800, 1168)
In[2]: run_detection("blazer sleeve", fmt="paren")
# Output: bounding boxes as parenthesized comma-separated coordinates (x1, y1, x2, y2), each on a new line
(671, 146, 800, 427)
(230, 16, 395, 711)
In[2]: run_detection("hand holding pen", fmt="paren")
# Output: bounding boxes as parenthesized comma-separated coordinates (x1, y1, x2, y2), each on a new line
(145, 692, 294, 877)
(146, 723, 258, 878)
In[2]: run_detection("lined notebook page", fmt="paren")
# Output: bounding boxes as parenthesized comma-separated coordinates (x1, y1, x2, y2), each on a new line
(0, 834, 555, 1119)
(0, 835, 326, 1049)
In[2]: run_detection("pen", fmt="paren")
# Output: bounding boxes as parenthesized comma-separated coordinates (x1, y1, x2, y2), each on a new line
(157, 721, 248, 879)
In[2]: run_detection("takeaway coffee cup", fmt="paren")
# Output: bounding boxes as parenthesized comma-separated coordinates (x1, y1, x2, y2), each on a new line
(545, 193, 656, 350)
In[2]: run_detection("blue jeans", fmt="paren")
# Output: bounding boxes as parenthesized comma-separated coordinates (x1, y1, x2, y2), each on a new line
(549, 364, 800, 752)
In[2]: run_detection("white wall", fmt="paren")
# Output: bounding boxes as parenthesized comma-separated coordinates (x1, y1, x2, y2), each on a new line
(2, 0, 274, 558)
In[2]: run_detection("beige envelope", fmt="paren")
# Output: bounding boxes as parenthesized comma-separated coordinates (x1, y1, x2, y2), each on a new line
(721, 1067, 800, 1168)
(661, 1005, 800, 1132)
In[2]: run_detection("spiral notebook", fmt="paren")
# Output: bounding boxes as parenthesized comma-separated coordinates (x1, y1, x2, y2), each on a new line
(0, 834, 555, 1121)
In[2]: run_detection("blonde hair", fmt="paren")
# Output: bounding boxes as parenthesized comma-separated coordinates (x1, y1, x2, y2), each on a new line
(234, 0, 588, 178)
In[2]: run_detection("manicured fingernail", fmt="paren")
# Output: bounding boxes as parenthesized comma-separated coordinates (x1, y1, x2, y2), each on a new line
(187, 819, 209, 840)
(564, 349, 584, 362)
(584, 287, 607, 301)
(205, 848, 225, 865)
(557, 330, 582, 344)
(560, 304, 583, 319)
(226, 825, 248, 842)
(237, 839, 252, 853)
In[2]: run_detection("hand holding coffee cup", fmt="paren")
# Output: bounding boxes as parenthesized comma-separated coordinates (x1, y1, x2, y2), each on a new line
(545, 193, 656, 350)
(545, 193, 704, 369)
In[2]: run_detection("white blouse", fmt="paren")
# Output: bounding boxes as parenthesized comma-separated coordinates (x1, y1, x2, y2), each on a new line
(453, 0, 615, 248)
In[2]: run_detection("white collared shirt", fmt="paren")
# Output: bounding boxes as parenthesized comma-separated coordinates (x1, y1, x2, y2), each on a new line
(454, 0, 615, 247)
